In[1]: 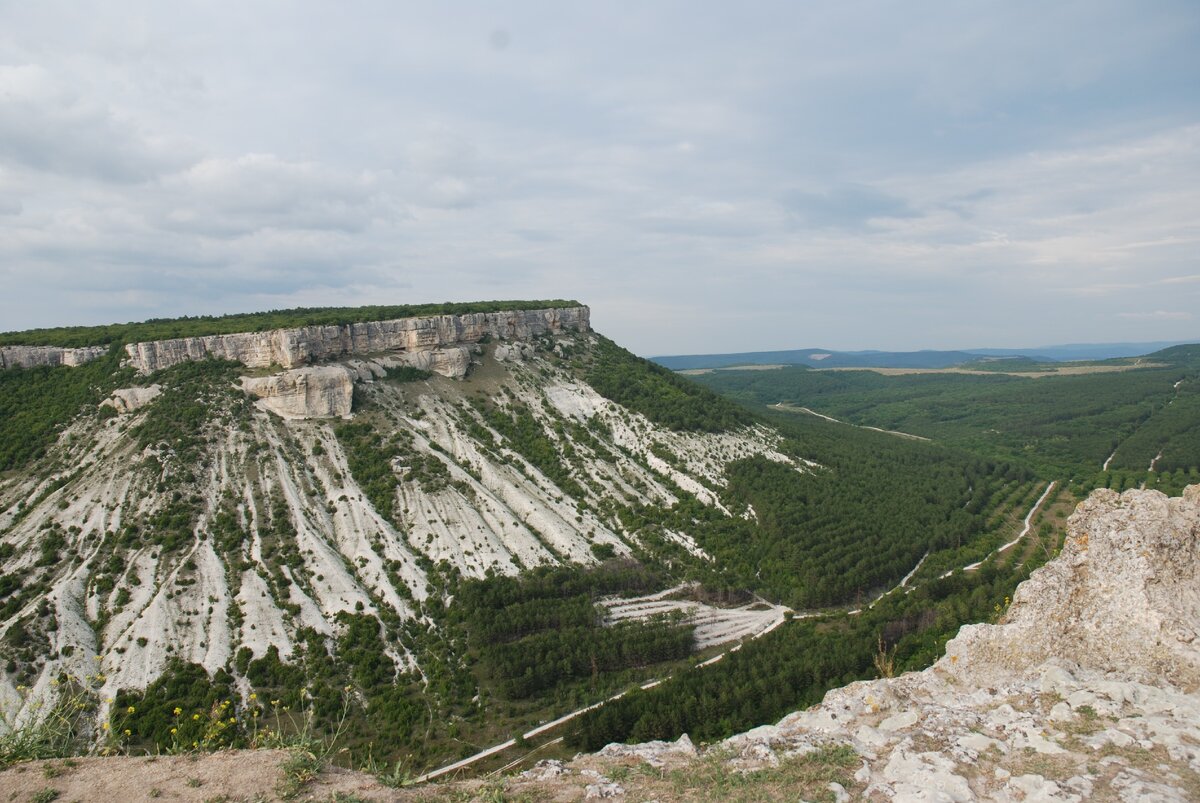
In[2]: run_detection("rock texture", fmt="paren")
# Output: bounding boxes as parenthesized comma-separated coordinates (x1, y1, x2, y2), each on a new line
(0, 344, 108, 369)
(100, 385, 163, 414)
(124, 306, 589, 373)
(241, 366, 355, 419)
(945, 485, 1200, 690)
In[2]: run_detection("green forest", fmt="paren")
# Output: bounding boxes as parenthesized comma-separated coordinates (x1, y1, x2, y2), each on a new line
(690, 346, 1200, 483)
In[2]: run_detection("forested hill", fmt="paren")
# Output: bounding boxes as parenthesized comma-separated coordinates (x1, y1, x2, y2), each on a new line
(651, 339, 1199, 371)
(690, 344, 1200, 492)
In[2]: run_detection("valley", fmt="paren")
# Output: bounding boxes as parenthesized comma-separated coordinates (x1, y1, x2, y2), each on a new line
(0, 302, 1194, 786)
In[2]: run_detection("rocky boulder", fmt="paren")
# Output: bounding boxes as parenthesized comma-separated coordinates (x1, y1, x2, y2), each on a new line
(944, 485, 1200, 689)
(240, 365, 354, 419)
(101, 385, 163, 414)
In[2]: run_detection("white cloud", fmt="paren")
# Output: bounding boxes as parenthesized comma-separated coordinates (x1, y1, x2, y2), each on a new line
(0, 63, 196, 182)
(1116, 310, 1192, 321)
(0, 2, 1198, 352)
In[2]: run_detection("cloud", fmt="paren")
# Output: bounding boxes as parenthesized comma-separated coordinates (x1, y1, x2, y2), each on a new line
(154, 154, 391, 237)
(0, 64, 195, 182)
(0, 2, 1198, 352)
(1116, 310, 1193, 321)
(783, 184, 919, 230)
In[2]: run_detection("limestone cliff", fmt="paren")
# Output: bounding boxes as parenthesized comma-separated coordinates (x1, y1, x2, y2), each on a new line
(124, 306, 589, 373)
(0, 344, 108, 369)
(240, 366, 355, 420)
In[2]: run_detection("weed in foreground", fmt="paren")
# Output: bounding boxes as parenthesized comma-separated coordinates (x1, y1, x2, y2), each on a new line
(273, 690, 354, 799)
(0, 681, 97, 768)
(659, 743, 860, 802)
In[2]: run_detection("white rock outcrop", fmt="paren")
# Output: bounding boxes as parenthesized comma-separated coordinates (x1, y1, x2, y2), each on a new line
(124, 306, 589, 373)
(101, 385, 163, 414)
(945, 485, 1200, 689)
(0, 344, 108, 369)
(241, 366, 355, 419)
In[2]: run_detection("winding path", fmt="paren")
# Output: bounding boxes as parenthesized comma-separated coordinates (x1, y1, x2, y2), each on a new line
(415, 479, 1060, 785)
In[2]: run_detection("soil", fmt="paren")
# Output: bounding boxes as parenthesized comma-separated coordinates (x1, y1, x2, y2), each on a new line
(0, 750, 396, 803)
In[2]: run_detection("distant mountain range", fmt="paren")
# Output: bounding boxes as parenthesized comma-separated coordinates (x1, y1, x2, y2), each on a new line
(650, 340, 1197, 371)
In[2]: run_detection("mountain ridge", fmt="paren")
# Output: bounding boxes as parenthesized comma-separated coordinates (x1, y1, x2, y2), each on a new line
(651, 340, 1198, 371)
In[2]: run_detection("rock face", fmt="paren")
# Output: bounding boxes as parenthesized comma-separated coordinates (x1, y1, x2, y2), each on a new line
(945, 485, 1200, 690)
(124, 306, 589, 373)
(101, 385, 163, 414)
(0, 345, 108, 369)
(241, 366, 355, 419)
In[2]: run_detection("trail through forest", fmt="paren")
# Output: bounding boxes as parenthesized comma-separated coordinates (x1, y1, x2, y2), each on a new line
(416, 481, 1059, 784)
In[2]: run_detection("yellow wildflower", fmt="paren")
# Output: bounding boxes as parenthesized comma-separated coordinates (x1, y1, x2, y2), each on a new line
(193, 714, 200, 721)
(126, 705, 136, 714)
(102, 722, 110, 730)
(123, 729, 131, 736)
(173, 707, 182, 716)
(170, 728, 177, 735)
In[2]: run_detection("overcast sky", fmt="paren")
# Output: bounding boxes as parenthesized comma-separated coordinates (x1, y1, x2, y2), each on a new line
(1, 2, 1198, 354)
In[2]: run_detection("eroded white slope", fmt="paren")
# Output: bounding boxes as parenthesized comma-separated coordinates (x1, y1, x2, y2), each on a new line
(1, 331, 818, 720)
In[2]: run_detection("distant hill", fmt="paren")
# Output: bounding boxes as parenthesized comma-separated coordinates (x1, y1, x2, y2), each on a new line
(651, 340, 1198, 371)
(653, 348, 1023, 371)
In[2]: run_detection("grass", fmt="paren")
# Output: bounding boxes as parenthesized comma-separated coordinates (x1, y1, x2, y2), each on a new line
(277, 748, 322, 798)
(0, 685, 96, 768)
(612, 743, 863, 803)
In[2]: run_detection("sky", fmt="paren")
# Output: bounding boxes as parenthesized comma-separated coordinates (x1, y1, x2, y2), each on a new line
(1, 1, 1198, 355)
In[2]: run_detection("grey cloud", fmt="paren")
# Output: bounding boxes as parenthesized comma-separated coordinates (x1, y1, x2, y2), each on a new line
(783, 184, 920, 230)
(0, 64, 196, 183)
(154, 155, 391, 237)
(1, 2, 1198, 352)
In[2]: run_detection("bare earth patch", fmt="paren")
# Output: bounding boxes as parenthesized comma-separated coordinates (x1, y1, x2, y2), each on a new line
(0, 750, 396, 803)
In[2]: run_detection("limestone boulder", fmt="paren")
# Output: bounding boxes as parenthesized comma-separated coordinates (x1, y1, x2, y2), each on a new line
(943, 485, 1200, 689)
(101, 385, 163, 414)
(241, 365, 355, 419)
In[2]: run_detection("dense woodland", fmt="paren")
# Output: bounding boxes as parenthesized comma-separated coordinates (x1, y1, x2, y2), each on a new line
(569, 535, 1055, 749)
(692, 346, 1200, 484)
